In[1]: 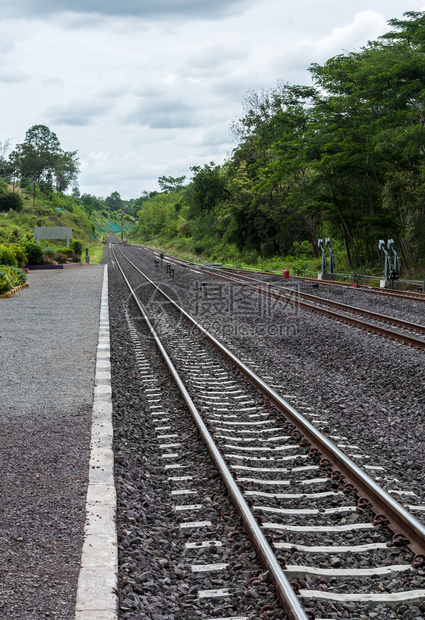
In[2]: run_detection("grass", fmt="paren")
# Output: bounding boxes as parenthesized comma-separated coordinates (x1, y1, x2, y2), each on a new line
(0, 186, 130, 266)
(85, 241, 106, 265)
(128, 230, 425, 283)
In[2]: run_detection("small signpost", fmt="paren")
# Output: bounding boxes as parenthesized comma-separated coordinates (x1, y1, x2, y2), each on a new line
(34, 226, 72, 248)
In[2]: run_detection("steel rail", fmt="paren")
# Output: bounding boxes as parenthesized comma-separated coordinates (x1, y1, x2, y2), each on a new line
(136, 243, 425, 302)
(288, 275, 425, 303)
(115, 242, 425, 556)
(203, 266, 425, 337)
(111, 243, 309, 620)
(215, 263, 425, 302)
(137, 245, 425, 349)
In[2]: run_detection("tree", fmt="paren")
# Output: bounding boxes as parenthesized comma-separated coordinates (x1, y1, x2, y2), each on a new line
(54, 150, 80, 192)
(0, 190, 23, 213)
(189, 163, 230, 213)
(105, 191, 123, 211)
(80, 193, 105, 215)
(9, 125, 79, 204)
(0, 139, 11, 180)
(158, 175, 186, 193)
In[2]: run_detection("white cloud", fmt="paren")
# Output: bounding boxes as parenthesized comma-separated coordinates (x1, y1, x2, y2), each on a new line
(297, 10, 388, 60)
(4, 0, 254, 20)
(0, 70, 30, 83)
(45, 100, 114, 126)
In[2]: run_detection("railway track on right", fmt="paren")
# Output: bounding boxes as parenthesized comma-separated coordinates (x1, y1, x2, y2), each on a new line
(220, 266, 425, 304)
(135, 245, 425, 351)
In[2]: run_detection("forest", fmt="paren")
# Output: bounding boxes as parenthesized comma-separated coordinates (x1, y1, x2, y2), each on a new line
(131, 11, 425, 274)
(1, 11, 425, 276)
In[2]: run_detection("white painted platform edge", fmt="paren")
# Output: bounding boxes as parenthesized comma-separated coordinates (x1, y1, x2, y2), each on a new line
(75, 265, 118, 619)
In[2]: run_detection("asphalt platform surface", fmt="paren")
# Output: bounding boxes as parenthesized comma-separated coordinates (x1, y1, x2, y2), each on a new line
(0, 266, 104, 619)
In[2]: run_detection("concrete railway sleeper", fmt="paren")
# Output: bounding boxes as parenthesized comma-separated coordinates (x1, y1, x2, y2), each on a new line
(110, 240, 425, 620)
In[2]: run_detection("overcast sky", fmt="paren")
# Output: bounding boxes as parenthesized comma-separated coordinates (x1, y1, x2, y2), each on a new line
(1, 1, 424, 199)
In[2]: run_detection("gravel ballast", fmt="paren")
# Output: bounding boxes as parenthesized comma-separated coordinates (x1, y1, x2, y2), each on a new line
(122, 246, 425, 513)
(0, 267, 104, 619)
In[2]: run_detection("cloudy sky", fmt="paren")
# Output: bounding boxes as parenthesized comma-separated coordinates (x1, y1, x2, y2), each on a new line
(1, 0, 424, 199)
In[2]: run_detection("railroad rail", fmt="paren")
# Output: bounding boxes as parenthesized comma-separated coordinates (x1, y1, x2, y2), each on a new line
(217, 266, 425, 303)
(111, 240, 425, 620)
(134, 245, 425, 351)
(289, 275, 425, 303)
(131, 243, 425, 303)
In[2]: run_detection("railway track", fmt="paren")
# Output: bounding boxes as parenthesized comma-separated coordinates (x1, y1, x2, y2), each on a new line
(221, 268, 425, 304)
(289, 276, 425, 304)
(133, 245, 425, 351)
(110, 241, 425, 620)
(131, 243, 425, 303)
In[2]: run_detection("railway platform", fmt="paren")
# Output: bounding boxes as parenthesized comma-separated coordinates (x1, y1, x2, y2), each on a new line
(0, 265, 116, 620)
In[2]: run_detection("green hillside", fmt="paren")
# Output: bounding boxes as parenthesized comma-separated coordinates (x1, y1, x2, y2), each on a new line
(0, 183, 134, 264)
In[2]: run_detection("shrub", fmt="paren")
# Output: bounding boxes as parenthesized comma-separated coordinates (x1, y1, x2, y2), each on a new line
(55, 251, 68, 264)
(24, 241, 44, 265)
(42, 245, 57, 260)
(4, 265, 27, 284)
(0, 245, 18, 267)
(0, 269, 13, 294)
(56, 246, 81, 262)
(70, 240, 83, 255)
(0, 267, 20, 287)
(0, 191, 23, 213)
(8, 243, 28, 267)
(57, 247, 74, 257)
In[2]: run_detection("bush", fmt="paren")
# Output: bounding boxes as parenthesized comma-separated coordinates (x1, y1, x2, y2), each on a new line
(70, 239, 83, 255)
(57, 247, 75, 257)
(42, 245, 57, 260)
(0, 267, 20, 288)
(56, 246, 81, 262)
(0, 245, 18, 267)
(24, 241, 44, 265)
(0, 269, 13, 294)
(55, 251, 68, 264)
(3, 265, 27, 284)
(8, 243, 28, 267)
(0, 191, 23, 213)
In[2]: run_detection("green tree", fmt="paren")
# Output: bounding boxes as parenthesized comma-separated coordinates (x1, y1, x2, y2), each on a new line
(158, 175, 186, 192)
(105, 191, 123, 211)
(54, 150, 80, 192)
(189, 163, 230, 214)
(0, 190, 23, 213)
(9, 125, 79, 204)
